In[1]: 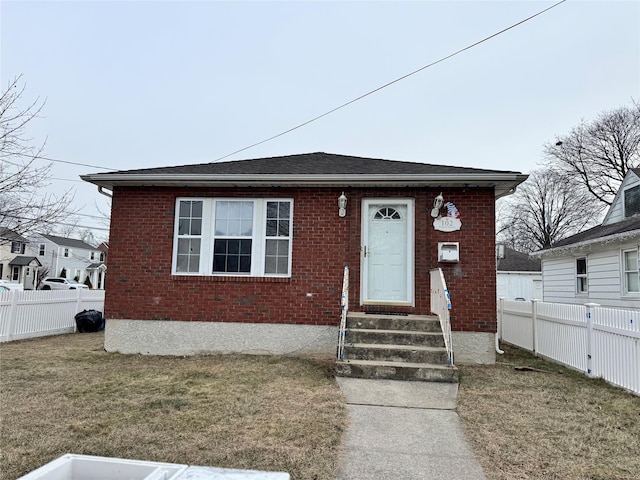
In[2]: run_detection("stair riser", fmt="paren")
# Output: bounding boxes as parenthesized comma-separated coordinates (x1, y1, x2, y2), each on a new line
(346, 331, 445, 347)
(343, 347, 449, 364)
(335, 363, 458, 383)
(347, 317, 441, 332)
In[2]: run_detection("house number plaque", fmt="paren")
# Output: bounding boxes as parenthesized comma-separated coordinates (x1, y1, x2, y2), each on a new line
(433, 202, 462, 232)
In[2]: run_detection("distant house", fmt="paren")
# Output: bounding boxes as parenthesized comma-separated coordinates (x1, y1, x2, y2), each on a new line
(82, 152, 527, 363)
(0, 227, 41, 289)
(496, 244, 542, 301)
(30, 234, 106, 289)
(535, 169, 640, 308)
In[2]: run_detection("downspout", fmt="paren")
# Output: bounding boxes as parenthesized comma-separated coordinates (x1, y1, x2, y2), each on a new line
(495, 185, 520, 354)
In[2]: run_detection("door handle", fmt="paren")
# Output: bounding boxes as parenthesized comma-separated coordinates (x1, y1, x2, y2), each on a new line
(363, 245, 368, 258)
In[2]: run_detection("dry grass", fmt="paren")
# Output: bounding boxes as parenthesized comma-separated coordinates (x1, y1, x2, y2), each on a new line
(0, 332, 347, 480)
(457, 344, 640, 480)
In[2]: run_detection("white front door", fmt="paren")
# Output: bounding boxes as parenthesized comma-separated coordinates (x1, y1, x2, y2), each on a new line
(361, 199, 414, 305)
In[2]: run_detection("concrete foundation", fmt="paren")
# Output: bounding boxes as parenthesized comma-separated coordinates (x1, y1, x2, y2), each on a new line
(104, 319, 338, 358)
(451, 331, 496, 364)
(104, 319, 495, 364)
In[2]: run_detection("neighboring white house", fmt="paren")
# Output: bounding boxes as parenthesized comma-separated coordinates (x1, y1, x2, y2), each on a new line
(535, 168, 640, 308)
(496, 244, 542, 301)
(29, 234, 106, 289)
(0, 227, 41, 289)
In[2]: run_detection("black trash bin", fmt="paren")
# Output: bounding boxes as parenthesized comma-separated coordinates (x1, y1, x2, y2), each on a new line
(74, 309, 105, 333)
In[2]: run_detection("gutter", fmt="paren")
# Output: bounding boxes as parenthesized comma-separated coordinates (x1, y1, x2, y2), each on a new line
(81, 172, 529, 197)
(532, 229, 640, 258)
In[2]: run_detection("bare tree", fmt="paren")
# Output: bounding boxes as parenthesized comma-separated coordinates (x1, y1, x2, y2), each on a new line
(544, 101, 640, 206)
(0, 75, 74, 242)
(497, 169, 604, 252)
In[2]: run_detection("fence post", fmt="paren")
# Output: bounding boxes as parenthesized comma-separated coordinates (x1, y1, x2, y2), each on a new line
(6, 289, 19, 342)
(74, 288, 84, 333)
(532, 299, 539, 356)
(584, 303, 599, 377)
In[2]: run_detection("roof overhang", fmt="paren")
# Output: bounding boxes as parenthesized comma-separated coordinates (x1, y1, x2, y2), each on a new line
(81, 173, 528, 198)
(532, 229, 640, 258)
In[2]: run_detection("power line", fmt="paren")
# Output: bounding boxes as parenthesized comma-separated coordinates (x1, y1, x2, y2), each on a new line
(1, 213, 110, 231)
(212, 0, 567, 162)
(9, 151, 112, 171)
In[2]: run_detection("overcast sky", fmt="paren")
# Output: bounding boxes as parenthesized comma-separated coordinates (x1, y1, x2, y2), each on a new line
(1, 0, 639, 237)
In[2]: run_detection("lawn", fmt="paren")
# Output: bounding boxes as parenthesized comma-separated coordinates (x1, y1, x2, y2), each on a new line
(457, 344, 640, 480)
(0, 332, 346, 480)
(3, 333, 639, 480)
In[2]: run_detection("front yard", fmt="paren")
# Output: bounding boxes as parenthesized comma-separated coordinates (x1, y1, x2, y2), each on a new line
(1, 333, 638, 480)
(457, 344, 640, 480)
(0, 332, 346, 480)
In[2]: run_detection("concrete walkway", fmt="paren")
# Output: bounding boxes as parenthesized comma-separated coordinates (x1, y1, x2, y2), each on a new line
(335, 378, 486, 480)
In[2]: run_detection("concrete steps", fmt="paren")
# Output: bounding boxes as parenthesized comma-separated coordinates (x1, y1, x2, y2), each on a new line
(336, 312, 457, 383)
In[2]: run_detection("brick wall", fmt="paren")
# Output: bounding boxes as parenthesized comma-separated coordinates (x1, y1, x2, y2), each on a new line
(106, 186, 496, 332)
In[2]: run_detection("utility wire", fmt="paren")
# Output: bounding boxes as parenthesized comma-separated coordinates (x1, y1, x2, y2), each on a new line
(8, 151, 112, 170)
(212, 0, 567, 162)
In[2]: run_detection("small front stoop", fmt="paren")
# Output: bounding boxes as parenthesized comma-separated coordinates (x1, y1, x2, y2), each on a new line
(335, 312, 458, 383)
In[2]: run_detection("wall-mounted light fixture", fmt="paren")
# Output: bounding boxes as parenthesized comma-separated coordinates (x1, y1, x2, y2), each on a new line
(338, 192, 347, 217)
(431, 192, 444, 218)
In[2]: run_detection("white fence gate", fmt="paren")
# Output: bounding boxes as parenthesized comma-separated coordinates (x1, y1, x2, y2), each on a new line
(0, 289, 105, 343)
(498, 299, 640, 395)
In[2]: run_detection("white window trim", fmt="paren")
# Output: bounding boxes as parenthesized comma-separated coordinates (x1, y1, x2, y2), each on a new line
(172, 197, 293, 278)
(621, 247, 640, 296)
(576, 256, 588, 295)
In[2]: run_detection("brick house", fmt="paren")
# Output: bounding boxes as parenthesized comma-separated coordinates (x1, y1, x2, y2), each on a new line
(82, 152, 527, 364)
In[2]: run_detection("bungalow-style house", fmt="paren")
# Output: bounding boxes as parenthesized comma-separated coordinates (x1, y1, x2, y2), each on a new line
(496, 244, 542, 301)
(82, 152, 527, 364)
(0, 227, 41, 289)
(29, 234, 106, 289)
(535, 168, 640, 308)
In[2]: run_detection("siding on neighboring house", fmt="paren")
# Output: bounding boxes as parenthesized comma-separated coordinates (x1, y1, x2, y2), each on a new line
(603, 170, 640, 225)
(497, 273, 542, 301)
(541, 257, 576, 303)
(542, 239, 640, 308)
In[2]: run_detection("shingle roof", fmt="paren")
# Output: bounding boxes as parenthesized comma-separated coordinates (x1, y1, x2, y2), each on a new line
(497, 246, 541, 272)
(95, 152, 523, 176)
(41, 234, 96, 250)
(81, 152, 528, 198)
(0, 227, 28, 243)
(551, 216, 640, 248)
(9, 256, 41, 266)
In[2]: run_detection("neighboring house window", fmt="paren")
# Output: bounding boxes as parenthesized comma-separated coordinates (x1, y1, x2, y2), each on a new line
(623, 249, 640, 294)
(173, 198, 293, 277)
(624, 185, 640, 218)
(11, 266, 19, 281)
(11, 241, 24, 254)
(91, 252, 95, 260)
(64, 248, 69, 258)
(576, 257, 588, 294)
(99, 252, 105, 262)
(39, 244, 46, 256)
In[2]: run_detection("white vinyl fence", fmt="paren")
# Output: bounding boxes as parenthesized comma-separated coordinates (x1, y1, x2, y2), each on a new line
(0, 289, 105, 343)
(498, 299, 640, 395)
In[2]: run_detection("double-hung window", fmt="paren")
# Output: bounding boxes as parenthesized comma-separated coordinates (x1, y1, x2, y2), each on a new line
(176, 200, 203, 273)
(576, 257, 588, 294)
(623, 248, 640, 294)
(173, 198, 293, 277)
